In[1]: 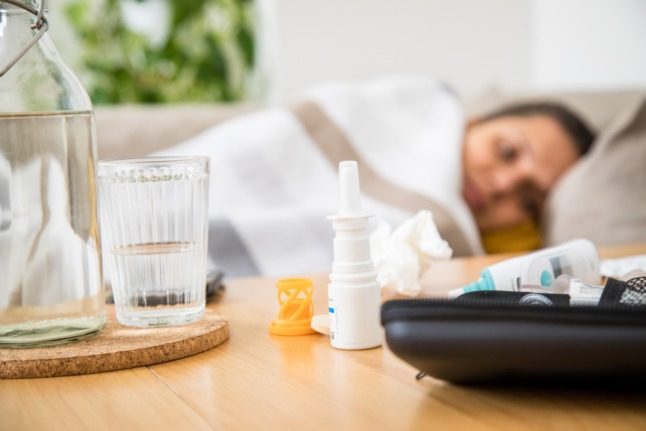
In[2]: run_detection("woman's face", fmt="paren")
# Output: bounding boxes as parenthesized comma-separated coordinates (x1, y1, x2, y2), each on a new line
(462, 114, 580, 231)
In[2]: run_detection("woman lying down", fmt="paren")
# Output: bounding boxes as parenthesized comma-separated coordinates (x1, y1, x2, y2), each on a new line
(155, 77, 595, 278)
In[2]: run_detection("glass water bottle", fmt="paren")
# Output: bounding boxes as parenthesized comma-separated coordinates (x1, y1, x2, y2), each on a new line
(0, 0, 106, 346)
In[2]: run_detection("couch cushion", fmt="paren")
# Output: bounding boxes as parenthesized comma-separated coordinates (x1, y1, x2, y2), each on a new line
(95, 103, 256, 160)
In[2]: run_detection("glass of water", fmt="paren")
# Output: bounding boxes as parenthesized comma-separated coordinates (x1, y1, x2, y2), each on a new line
(98, 156, 209, 327)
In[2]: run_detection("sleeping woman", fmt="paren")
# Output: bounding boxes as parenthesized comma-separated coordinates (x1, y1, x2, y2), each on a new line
(155, 77, 595, 276)
(462, 103, 594, 253)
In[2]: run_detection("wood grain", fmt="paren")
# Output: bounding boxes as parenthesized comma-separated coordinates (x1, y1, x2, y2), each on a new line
(1, 244, 646, 430)
(0, 307, 228, 378)
(0, 368, 212, 431)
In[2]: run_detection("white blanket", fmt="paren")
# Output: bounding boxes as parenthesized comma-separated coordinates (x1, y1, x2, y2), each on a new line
(156, 76, 483, 277)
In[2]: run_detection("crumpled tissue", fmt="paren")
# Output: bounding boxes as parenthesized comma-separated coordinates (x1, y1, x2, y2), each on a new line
(371, 210, 452, 297)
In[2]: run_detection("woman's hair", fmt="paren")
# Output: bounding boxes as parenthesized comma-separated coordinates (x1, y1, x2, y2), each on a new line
(480, 102, 596, 156)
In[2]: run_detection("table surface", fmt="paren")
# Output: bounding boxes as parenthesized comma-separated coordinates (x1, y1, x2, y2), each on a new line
(2, 244, 646, 431)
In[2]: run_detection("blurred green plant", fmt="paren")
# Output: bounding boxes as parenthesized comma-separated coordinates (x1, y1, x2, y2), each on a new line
(65, 0, 255, 104)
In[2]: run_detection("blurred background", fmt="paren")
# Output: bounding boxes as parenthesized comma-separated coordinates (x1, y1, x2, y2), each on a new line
(40, 0, 646, 259)
(49, 0, 646, 105)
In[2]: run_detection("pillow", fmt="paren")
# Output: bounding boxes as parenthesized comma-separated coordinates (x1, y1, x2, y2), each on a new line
(544, 95, 646, 247)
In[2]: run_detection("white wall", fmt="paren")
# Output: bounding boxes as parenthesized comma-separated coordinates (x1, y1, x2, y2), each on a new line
(530, 0, 646, 91)
(266, 0, 646, 101)
(267, 0, 533, 101)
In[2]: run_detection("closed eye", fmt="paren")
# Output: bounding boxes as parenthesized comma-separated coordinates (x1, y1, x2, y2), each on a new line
(498, 141, 519, 163)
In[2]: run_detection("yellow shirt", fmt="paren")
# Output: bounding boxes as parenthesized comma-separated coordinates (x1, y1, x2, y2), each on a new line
(480, 219, 542, 254)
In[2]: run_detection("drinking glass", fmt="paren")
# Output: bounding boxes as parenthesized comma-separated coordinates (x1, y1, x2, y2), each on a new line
(98, 156, 209, 327)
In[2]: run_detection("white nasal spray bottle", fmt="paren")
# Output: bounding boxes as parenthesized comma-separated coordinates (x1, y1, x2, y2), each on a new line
(328, 161, 381, 350)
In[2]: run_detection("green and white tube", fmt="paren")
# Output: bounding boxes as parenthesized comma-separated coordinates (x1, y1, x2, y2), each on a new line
(449, 239, 600, 298)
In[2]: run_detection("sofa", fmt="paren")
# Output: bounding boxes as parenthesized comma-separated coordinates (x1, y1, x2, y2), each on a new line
(95, 87, 646, 251)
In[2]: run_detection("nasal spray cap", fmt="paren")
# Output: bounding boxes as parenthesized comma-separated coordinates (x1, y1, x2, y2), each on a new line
(328, 161, 382, 350)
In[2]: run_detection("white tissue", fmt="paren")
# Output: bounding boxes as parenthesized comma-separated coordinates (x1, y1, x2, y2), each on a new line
(600, 255, 646, 278)
(371, 210, 452, 297)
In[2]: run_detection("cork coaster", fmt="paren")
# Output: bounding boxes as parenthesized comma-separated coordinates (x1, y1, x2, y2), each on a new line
(0, 306, 229, 379)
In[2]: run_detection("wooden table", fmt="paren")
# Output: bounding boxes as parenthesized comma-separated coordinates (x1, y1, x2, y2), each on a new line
(2, 245, 646, 430)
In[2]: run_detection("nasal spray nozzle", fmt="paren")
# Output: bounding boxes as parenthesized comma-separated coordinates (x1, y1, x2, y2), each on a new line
(338, 161, 363, 217)
(327, 161, 381, 350)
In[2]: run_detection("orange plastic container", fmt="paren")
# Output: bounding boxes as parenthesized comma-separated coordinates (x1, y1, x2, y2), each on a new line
(269, 278, 317, 336)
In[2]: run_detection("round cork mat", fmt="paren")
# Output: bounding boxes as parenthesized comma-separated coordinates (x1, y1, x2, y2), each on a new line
(0, 306, 229, 379)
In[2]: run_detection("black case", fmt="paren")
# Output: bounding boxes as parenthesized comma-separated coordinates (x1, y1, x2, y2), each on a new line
(381, 299, 646, 384)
